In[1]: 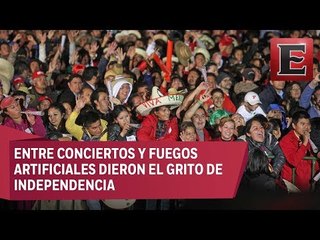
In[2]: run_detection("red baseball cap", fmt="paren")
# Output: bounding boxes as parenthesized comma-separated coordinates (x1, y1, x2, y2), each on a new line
(32, 71, 46, 80)
(72, 64, 85, 74)
(0, 96, 15, 110)
(13, 77, 25, 86)
(38, 95, 53, 104)
(219, 34, 233, 46)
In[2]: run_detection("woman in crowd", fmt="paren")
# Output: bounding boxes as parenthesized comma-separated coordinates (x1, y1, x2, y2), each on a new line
(108, 105, 138, 141)
(213, 117, 236, 141)
(46, 102, 72, 141)
(183, 90, 212, 141)
(240, 148, 287, 194)
(238, 115, 286, 178)
(284, 81, 302, 114)
(179, 121, 197, 141)
(1, 96, 46, 137)
(0, 96, 46, 210)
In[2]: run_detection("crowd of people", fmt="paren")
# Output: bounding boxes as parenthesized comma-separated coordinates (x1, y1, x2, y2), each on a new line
(0, 29, 320, 210)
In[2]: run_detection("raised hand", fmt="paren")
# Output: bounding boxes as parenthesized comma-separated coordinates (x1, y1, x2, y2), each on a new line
(47, 30, 56, 40)
(120, 122, 131, 137)
(196, 81, 209, 93)
(25, 111, 36, 126)
(75, 95, 86, 112)
(115, 47, 126, 63)
(27, 34, 37, 45)
(104, 41, 117, 59)
(199, 90, 212, 103)
(70, 50, 79, 65)
(126, 46, 136, 60)
(67, 30, 79, 43)
(101, 31, 112, 48)
(39, 32, 47, 44)
(12, 33, 22, 43)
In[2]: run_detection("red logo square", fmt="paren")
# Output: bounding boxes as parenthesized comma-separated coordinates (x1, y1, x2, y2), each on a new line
(270, 38, 313, 81)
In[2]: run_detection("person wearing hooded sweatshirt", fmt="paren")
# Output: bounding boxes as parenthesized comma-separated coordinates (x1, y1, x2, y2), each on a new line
(110, 76, 133, 105)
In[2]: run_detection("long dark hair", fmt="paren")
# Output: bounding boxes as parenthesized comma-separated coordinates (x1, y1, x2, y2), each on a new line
(47, 102, 66, 130)
(110, 105, 129, 123)
(246, 148, 270, 177)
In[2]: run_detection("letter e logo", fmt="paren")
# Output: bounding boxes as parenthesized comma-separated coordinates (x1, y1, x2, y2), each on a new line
(271, 38, 313, 81)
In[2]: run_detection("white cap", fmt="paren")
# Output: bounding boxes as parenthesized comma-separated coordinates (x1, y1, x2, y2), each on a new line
(244, 91, 261, 105)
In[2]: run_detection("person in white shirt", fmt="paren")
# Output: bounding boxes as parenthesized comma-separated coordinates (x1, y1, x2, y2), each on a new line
(236, 91, 266, 122)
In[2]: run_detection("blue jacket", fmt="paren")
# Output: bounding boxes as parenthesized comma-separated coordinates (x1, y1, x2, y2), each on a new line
(299, 84, 320, 118)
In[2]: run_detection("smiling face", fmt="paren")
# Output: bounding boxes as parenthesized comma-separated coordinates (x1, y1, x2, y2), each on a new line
(212, 91, 224, 109)
(182, 126, 197, 141)
(219, 120, 235, 141)
(219, 77, 232, 90)
(48, 107, 64, 128)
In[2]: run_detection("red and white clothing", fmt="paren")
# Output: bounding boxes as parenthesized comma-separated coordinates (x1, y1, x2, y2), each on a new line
(280, 130, 319, 192)
(137, 114, 178, 141)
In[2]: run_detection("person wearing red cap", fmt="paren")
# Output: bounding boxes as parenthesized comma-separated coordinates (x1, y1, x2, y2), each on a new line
(12, 76, 26, 90)
(1, 96, 46, 137)
(72, 64, 85, 75)
(37, 95, 53, 112)
(218, 34, 234, 58)
(0, 96, 45, 210)
(28, 71, 57, 109)
(1, 95, 46, 208)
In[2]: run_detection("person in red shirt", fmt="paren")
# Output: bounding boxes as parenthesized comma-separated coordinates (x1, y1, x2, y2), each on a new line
(136, 86, 182, 141)
(215, 72, 236, 113)
(280, 110, 319, 192)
